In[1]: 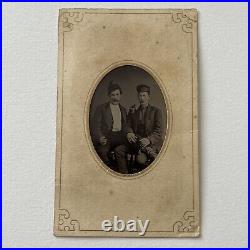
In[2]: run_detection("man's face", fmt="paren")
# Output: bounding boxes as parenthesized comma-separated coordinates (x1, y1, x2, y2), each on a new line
(138, 92, 150, 106)
(109, 89, 121, 105)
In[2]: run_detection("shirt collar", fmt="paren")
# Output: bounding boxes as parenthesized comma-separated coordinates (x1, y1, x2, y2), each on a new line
(110, 102, 119, 107)
(139, 104, 149, 110)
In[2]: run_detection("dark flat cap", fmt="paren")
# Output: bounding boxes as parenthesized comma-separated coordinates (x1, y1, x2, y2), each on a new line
(136, 84, 150, 94)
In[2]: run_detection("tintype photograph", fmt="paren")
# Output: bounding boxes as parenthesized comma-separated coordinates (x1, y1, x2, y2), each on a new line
(89, 65, 167, 175)
(54, 8, 199, 237)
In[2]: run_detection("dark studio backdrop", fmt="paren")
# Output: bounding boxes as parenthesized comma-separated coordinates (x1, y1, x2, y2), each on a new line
(89, 65, 167, 138)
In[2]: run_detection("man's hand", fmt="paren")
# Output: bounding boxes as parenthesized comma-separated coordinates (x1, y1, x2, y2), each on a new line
(145, 147, 157, 159)
(140, 138, 150, 148)
(100, 136, 107, 145)
(127, 133, 137, 143)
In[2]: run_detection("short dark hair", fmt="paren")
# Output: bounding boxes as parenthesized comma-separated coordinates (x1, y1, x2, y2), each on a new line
(108, 81, 122, 95)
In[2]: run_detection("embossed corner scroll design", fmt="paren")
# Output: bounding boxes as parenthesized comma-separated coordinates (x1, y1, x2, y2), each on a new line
(173, 210, 196, 232)
(58, 209, 80, 231)
(172, 10, 197, 33)
(60, 11, 84, 32)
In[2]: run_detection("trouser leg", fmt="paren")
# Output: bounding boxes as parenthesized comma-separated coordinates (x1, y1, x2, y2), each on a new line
(95, 144, 110, 166)
(114, 144, 129, 174)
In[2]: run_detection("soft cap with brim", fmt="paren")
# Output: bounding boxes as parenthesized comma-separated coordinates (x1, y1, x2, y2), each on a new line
(136, 84, 150, 94)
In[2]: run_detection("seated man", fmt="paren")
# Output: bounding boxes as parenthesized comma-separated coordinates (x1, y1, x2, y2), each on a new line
(115, 84, 163, 172)
(91, 82, 128, 174)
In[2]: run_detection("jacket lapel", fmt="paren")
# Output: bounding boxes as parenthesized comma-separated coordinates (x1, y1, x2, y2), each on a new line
(134, 108, 140, 132)
(104, 103, 113, 129)
(119, 104, 126, 125)
(144, 105, 151, 130)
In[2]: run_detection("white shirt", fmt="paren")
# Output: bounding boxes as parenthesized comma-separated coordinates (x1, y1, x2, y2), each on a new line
(110, 103, 122, 132)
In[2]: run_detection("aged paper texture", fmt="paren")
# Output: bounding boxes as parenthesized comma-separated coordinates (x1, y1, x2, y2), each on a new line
(54, 8, 199, 237)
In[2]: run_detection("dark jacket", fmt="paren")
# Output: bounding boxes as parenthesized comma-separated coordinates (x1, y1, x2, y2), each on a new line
(91, 102, 127, 144)
(126, 104, 163, 151)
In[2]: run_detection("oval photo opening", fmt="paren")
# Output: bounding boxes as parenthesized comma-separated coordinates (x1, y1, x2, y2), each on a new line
(89, 65, 167, 175)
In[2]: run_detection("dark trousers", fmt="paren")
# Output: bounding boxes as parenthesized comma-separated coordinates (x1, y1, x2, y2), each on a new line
(114, 133, 157, 173)
(114, 135, 143, 173)
(95, 131, 128, 174)
(114, 144, 130, 173)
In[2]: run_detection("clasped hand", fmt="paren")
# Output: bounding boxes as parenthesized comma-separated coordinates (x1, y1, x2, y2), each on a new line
(139, 138, 150, 148)
(127, 133, 137, 143)
(127, 133, 150, 148)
